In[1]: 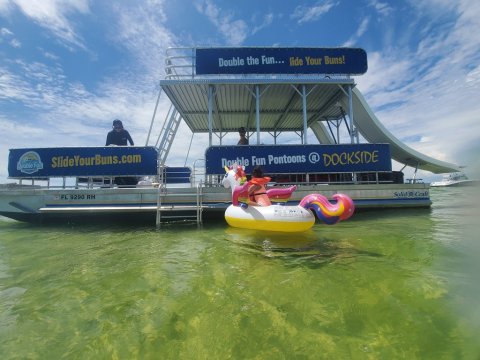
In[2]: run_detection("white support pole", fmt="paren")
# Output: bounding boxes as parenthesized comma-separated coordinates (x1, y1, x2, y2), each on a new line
(348, 85, 354, 144)
(208, 85, 213, 146)
(146, 86, 162, 146)
(256, 85, 260, 145)
(337, 119, 340, 143)
(348, 84, 358, 183)
(302, 85, 308, 144)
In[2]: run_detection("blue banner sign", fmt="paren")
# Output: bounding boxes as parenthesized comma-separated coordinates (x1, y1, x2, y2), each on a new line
(196, 47, 368, 75)
(205, 144, 391, 174)
(8, 146, 158, 178)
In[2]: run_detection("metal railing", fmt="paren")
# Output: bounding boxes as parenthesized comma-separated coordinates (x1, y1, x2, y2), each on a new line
(6, 167, 406, 190)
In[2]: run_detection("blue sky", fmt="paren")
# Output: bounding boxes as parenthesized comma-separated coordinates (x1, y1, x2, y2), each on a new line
(1, 0, 479, 182)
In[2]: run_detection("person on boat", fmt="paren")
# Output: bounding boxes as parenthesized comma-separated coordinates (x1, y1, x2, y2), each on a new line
(237, 127, 249, 145)
(106, 119, 136, 186)
(106, 119, 134, 146)
(248, 166, 272, 206)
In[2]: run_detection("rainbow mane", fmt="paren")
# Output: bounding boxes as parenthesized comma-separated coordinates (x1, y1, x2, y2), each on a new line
(299, 193, 355, 225)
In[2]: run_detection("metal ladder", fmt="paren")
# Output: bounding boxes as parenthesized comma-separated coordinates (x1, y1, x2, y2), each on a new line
(155, 182, 204, 228)
(152, 89, 205, 228)
(156, 107, 182, 168)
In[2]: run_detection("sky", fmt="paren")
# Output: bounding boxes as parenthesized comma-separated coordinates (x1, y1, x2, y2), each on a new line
(1, 0, 479, 182)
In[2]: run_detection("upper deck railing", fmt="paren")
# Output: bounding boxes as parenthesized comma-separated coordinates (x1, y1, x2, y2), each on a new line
(165, 47, 196, 79)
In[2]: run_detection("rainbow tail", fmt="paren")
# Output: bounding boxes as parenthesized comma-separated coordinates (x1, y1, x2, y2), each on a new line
(299, 193, 355, 225)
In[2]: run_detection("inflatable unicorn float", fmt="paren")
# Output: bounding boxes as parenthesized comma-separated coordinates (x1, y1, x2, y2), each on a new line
(222, 165, 355, 232)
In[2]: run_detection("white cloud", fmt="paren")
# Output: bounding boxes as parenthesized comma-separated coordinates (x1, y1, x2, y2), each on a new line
(367, 0, 393, 16)
(251, 13, 274, 35)
(342, 17, 370, 47)
(465, 65, 480, 88)
(9, 38, 20, 47)
(291, 0, 339, 24)
(407, 0, 457, 15)
(1, 27, 13, 36)
(38, 47, 60, 61)
(0, 116, 47, 138)
(0, 0, 12, 13)
(1, 26, 21, 48)
(5, 0, 90, 50)
(195, 0, 247, 45)
(0, 66, 39, 103)
(112, 1, 173, 75)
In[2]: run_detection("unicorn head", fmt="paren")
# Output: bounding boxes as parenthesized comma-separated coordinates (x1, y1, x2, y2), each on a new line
(222, 164, 246, 193)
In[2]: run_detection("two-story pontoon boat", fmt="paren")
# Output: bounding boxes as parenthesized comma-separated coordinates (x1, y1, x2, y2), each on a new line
(0, 47, 461, 225)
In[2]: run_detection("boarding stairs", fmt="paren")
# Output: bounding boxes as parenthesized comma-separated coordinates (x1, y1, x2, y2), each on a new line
(156, 107, 182, 170)
(153, 103, 204, 228)
(155, 181, 204, 228)
(155, 188, 205, 227)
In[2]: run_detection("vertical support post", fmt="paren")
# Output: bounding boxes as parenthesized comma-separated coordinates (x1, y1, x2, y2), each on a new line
(146, 86, 162, 145)
(348, 85, 354, 144)
(256, 85, 260, 144)
(347, 84, 357, 183)
(191, 48, 195, 79)
(302, 85, 308, 144)
(184, 133, 195, 167)
(337, 120, 340, 143)
(208, 85, 213, 146)
(413, 163, 419, 182)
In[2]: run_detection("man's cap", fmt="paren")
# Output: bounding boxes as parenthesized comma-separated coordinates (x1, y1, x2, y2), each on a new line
(113, 119, 123, 127)
(238, 127, 246, 133)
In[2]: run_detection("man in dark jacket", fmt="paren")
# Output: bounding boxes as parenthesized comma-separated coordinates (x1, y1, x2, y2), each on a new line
(106, 119, 134, 146)
(105, 119, 136, 186)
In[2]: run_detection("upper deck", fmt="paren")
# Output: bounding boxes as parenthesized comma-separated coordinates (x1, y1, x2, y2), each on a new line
(159, 47, 360, 142)
(156, 47, 460, 174)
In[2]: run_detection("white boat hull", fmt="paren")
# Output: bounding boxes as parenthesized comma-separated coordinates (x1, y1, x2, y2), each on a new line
(430, 172, 479, 187)
(430, 180, 479, 187)
(0, 183, 431, 223)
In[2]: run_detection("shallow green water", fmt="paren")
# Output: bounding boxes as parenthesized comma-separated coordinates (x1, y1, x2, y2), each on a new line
(1, 187, 479, 359)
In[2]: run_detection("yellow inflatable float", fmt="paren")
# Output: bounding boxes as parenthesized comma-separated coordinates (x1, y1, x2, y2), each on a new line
(222, 165, 354, 232)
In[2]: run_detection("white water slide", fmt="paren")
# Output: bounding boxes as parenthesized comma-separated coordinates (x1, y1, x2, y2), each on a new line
(311, 87, 460, 174)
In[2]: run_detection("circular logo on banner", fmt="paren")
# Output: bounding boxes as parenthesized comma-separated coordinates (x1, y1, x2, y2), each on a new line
(308, 152, 320, 164)
(17, 151, 44, 174)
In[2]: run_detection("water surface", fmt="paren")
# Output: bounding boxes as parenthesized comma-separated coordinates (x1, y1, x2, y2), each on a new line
(0, 187, 479, 359)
